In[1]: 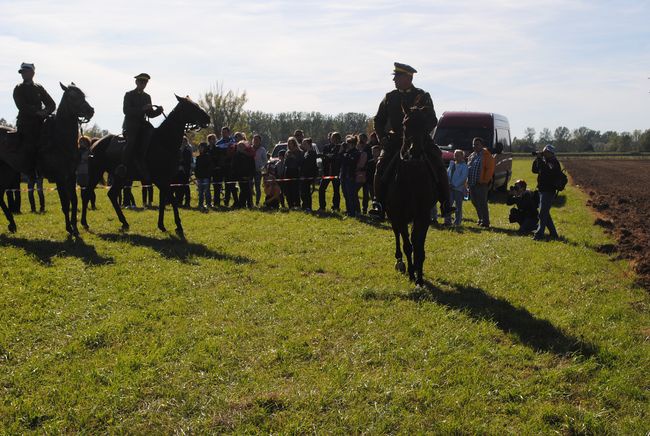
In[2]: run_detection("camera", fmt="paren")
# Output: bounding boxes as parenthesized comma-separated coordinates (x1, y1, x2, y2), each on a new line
(531, 151, 542, 157)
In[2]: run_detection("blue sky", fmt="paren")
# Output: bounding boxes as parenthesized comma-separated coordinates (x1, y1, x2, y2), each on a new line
(1, 0, 648, 138)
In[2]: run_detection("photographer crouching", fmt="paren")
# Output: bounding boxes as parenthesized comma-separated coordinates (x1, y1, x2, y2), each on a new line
(506, 179, 539, 234)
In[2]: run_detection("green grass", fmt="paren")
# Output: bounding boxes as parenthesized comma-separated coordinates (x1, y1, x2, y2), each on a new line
(1, 159, 648, 433)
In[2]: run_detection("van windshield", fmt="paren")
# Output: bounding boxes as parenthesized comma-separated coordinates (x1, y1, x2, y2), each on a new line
(434, 127, 492, 151)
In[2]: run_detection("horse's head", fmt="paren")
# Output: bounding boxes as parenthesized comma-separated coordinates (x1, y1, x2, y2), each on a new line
(59, 82, 94, 123)
(401, 105, 429, 159)
(173, 94, 210, 131)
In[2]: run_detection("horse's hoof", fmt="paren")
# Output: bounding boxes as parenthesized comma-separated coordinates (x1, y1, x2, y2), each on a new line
(8, 223, 16, 233)
(395, 260, 406, 274)
(415, 277, 424, 287)
(120, 224, 130, 232)
(175, 228, 185, 239)
(158, 225, 167, 232)
(81, 222, 89, 230)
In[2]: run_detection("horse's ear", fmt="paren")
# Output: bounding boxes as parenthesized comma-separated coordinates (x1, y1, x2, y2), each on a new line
(60, 82, 68, 92)
(175, 94, 184, 102)
(70, 82, 76, 87)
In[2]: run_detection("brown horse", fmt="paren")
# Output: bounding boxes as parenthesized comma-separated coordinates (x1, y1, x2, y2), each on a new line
(384, 106, 437, 285)
(0, 83, 94, 235)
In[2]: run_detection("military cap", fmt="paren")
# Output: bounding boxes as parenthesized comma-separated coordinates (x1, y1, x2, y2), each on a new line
(393, 62, 417, 76)
(18, 62, 35, 73)
(134, 73, 151, 80)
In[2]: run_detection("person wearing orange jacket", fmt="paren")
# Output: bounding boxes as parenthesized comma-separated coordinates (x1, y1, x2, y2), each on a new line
(467, 137, 495, 227)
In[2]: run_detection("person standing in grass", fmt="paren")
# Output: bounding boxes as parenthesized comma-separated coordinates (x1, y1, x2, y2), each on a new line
(532, 144, 561, 240)
(445, 149, 469, 226)
(467, 137, 494, 227)
(252, 134, 268, 206)
(299, 138, 318, 211)
(194, 142, 213, 211)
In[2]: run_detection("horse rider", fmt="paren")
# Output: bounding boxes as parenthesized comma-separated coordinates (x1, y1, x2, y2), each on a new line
(117, 72, 164, 179)
(369, 62, 451, 219)
(12, 62, 56, 174)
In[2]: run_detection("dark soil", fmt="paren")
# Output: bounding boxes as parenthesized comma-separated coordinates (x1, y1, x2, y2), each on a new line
(563, 159, 650, 290)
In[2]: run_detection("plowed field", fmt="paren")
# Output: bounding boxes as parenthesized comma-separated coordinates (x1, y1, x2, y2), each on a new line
(563, 159, 650, 290)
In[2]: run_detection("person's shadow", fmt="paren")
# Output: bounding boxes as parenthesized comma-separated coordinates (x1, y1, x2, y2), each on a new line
(0, 234, 114, 266)
(97, 233, 254, 264)
(362, 279, 599, 357)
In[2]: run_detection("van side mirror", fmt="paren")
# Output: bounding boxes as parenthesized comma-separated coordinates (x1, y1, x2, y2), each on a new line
(493, 142, 504, 154)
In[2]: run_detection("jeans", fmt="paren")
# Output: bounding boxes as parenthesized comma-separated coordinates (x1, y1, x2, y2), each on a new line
(318, 177, 340, 210)
(254, 171, 262, 205)
(341, 177, 360, 217)
(469, 183, 490, 225)
(197, 178, 211, 208)
(535, 190, 557, 238)
(445, 189, 465, 225)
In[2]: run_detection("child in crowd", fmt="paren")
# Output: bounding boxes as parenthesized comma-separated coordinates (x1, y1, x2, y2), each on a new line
(263, 173, 282, 209)
(194, 142, 213, 211)
(445, 149, 469, 226)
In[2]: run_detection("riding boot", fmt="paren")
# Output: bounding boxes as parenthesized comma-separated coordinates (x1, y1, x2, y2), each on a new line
(368, 170, 385, 219)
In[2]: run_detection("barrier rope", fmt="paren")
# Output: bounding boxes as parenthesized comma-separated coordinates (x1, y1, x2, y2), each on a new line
(2, 175, 341, 193)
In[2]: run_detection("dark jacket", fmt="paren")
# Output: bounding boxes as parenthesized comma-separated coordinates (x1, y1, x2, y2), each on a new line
(320, 142, 341, 176)
(122, 89, 162, 131)
(532, 157, 563, 192)
(507, 190, 539, 220)
(374, 86, 437, 149)
(13, 82, 56, 126)
(300, 148, 319, 178)
(194, 153, 213, 179)
(284, 149, 303, 175)
(232, 151, 255, 180)
(339, 147, 360, 179)
(179, 145, 193, 175)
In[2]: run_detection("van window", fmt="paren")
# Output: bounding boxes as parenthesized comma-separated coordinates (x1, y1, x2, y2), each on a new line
(434, 127, 492, 151)
(495, 128, 511, 152)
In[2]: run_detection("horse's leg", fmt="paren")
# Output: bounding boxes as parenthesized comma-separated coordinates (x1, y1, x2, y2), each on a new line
(80, 185, 89, 229)
(69, 178, 79, 236)
(390, 217, 405, 274)
(167, 184, 185, 238)
(0, 193, 16, 233)
(401, 224, 414, 281)
(411, 216, 429, 286)
(158, 186, 167, 232)
(56, 180, 73, 235)
(108, 180, 129, 231)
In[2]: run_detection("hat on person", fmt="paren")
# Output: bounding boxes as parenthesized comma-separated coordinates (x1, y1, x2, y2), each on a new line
(18, 62, 35, 73)
(542, 144, 556, 154)
(134, 73, 151, 80)
(393, 62, 417, 76)
(514, 179, 527, 189)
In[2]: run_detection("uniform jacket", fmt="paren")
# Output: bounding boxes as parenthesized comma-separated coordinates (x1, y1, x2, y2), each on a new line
(122, 89, 162, 130)
(373, 86, 437, 147)
(532, 157, 562, 192)
(13, 82, 56, 125)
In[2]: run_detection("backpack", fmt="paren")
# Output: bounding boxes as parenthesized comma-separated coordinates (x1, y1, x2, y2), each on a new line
(554, 168, 568, 191)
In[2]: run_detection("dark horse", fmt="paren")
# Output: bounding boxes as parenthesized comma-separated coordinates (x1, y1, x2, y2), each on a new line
(81, 95, 210, 237)
(0, 83, 94, 235)
(384, 106, 437, 286)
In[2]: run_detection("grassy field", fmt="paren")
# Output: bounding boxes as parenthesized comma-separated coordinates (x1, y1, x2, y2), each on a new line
(1, 159, 648, 433)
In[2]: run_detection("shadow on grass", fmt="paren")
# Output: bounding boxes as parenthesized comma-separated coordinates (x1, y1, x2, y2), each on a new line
(363, 279, 599, 358)
(0, 234, 114, 266)
(97, 232, 254, 264)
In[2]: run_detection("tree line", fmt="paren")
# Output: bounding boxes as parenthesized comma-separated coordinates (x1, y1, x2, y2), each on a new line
(513, 126, 650, 153)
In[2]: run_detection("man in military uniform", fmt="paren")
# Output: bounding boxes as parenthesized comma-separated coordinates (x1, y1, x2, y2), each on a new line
(12, 62, 56, 172)
(369, 62, 451, 218)
(118, 73, 164, 178)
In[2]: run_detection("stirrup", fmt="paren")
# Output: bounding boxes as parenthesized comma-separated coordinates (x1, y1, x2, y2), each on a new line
(368, 201, 384, 219)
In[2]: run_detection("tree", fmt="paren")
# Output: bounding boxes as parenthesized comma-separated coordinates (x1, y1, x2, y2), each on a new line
(0, 118, 14, 128)
(538, 128, 552, 145)
(198, 83, 248, 134)
(82, 123, 109, 138)
(553, 126, 571, 152)
(572, 127, 598, 152)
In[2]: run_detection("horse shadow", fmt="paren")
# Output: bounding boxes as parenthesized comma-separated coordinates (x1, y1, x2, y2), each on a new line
(97, 232, 254, 264)
(0, 234, 114, 266)
(362, 279, 599, 358)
